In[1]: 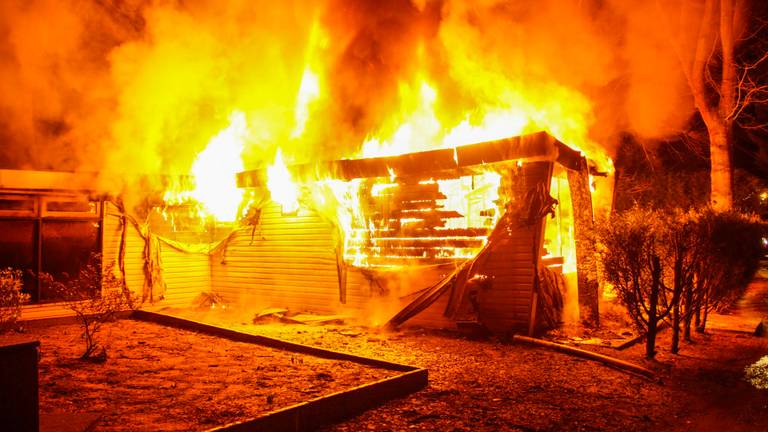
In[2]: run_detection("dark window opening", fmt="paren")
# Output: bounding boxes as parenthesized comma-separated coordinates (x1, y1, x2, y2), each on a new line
(0, 199, 35, 212)
(40, 221, 100, 302)
(0, 220, 36, 299)
(0, 194, 102, 303)
(45, 200, 96, 214)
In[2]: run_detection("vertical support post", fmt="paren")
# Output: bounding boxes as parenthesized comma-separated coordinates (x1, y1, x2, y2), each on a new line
(567, 158, 600, 326)
(35, 205, 42, 303)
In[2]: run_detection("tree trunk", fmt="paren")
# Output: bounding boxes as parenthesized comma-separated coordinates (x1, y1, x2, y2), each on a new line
(678, 0, 736, 211)
(706, 122, 733, 210)
(695, 306, 701, 329)
(682, 279, 695, 341)
(698, 295, 710, 333)
(646, 256, 663, 359)
(671, 301, 681, 354)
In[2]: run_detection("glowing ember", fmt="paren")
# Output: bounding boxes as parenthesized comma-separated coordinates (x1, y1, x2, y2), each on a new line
(267, 149, 300, 214)
(187, 111, 247, 222)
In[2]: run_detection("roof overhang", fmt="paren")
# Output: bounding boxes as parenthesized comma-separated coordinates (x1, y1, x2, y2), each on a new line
(237, 131, 584, 188)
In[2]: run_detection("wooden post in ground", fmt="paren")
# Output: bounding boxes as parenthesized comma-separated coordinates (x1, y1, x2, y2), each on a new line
(567, 158, 600, 326)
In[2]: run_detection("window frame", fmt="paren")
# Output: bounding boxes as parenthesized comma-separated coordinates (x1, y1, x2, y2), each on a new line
(0, 192, 103, 303)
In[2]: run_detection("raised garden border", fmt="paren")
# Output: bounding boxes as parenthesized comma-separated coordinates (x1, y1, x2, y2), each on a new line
(130, 310, 428, 432)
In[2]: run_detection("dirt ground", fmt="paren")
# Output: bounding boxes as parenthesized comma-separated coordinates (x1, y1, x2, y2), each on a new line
(163, 305, 768, 432)
(2, 319, 398, 431)
(5, 290, 767, 432)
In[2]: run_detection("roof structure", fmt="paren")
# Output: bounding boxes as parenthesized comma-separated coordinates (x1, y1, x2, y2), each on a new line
(236, 131, 584, 188)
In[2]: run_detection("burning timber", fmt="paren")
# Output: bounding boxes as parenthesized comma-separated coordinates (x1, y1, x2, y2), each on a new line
(3, 131, 601, 336)
(234, 131, 595, 334)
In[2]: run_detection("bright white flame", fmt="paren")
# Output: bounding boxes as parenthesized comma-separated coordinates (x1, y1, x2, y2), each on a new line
(291, 68, 320, 138)
(267, 149, 300, 214)
(189, 111, 247, 222)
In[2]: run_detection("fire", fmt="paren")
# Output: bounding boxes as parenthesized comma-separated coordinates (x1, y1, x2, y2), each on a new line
(266, 149, 300, 214)
(352, 74, 613, 174)
(291, 19, 327, 139)
(163, 111, 247, 223)
(291, 67, 320, 138)
(361, 79, 440, 158)
(152, 4, 616, 261)
(311, 170, 503, 269)
(189, 111, 248, 222)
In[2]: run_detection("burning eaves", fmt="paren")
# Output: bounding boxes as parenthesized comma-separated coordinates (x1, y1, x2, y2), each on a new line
(237, 131, 585, 186)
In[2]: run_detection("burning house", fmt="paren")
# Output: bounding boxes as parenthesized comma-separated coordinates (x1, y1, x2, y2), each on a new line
(0, 0, 627, 335)
(228, 131, 597, 334)
(1, 129, 608, 335)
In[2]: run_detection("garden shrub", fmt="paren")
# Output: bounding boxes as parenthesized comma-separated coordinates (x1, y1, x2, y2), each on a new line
(745, 355, 768, 390)
(0, 268, 29, 333)
(40, 254, 135, 361)
(596, 206, 766, 358)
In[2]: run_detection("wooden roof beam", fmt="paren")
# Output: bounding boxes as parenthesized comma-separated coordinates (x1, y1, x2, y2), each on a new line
(237, 131, 583, 188)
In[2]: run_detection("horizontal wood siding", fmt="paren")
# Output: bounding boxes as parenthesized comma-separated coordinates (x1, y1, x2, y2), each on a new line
(212, 161, 552, 331)
(158, 242, 210, 308)
(477, 231, 537, 332)
(104, 202, 210, 308)
(211, 203, 352, 314)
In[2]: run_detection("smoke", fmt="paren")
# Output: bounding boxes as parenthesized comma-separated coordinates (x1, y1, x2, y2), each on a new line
(0, 0, 143, 171)
(0, 0, 742, 197)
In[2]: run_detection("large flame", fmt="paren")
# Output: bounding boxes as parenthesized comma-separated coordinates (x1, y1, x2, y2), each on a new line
(109, 2, 612, 245)
(266, 149, 300, 214)
(189, 111, 247, 222)
(163, 111, 247, 223)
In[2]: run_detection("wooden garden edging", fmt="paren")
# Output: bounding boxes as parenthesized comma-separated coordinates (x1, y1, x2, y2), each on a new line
(512, 335, 655, 379)
(130, 310, 428, 432)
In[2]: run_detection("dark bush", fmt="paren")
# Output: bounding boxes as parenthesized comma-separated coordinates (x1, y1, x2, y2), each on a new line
(693, 209, 765, 331)
(595, 207, 672, 359)
(0, 268, 29, 333)
(596, 207, 765, 358)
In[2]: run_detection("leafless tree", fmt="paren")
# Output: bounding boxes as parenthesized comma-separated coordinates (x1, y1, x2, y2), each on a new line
(659, 0, 768, 210)
(40, 255, 135, 361)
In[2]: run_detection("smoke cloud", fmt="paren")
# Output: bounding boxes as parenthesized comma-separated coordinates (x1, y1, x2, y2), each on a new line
(0, 0, 749, 199)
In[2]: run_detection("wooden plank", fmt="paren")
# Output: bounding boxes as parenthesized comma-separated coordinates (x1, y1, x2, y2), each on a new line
(212, 369, 427, 432)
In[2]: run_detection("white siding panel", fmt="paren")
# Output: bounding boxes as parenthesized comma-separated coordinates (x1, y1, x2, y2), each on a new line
(158, 242, 210, 308)
(211, 202, 345, 314)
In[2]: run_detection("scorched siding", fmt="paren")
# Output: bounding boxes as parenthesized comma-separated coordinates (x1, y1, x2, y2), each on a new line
(158, 242, 210, 308)
(103, 202, 144, 298)
(103, 202, 209, 309)
(211, 202, 368, 314)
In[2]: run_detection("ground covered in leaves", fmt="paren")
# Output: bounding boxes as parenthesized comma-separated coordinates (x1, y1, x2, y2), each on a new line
(165, 306, 768, 432)
(2, 319, 398, 431)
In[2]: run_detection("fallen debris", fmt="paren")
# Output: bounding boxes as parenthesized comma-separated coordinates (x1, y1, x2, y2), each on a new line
(253, 307, 289, 323)
(512, 335, 656, 379)
(280, 314, 347, 326)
